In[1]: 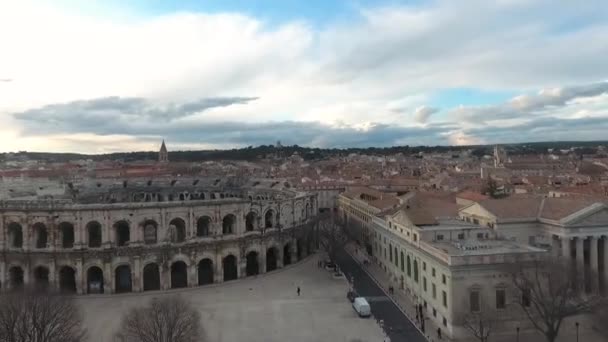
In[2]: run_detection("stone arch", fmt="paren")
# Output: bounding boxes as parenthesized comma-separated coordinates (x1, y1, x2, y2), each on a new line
(169, 217, 187, 243)
(142, 219, 158, 245)
(283, 243, 292, 266)
(223, 255, 238, 281)
(59, 266, 77, 293)
(246, 251, 259, 276)
(114, 220, 130, 247)
(7, 222, 23, 248)
(264, 209, 275, 228)
(86, 221, 102, 248)
(266, 247, 279, 272)
(33, 265, 50, 288)
(114, 265, 132, 293)
(196, 216, 212, 237)
(198, 258, 214, 285)
(59, 222, 75, 248)
(222, 214, 236, 235)
(143, 263, 160, 291)
(33, 222, 48, 249)
(87, 266, 104, 294)
(9, 266, 24, 289)
(170, 261, 188, 289)
(245, 211, 257, 232)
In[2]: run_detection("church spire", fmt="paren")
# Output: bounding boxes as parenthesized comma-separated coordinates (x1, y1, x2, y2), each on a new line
(159, 140, 168, 163)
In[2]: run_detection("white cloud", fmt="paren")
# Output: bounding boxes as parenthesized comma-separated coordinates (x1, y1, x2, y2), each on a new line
(1, 1, 608, 151)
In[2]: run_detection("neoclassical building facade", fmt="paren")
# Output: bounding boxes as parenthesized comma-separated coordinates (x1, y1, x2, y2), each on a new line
(0, 179, 319, 294)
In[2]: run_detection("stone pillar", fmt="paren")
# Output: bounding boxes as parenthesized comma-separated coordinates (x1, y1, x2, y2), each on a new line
(75, 215, 83, 250)
(603, 237, 608, 291)
(0, 217, 5, 250)
(161, 265, 170, 290)
(215, 254, 223, 283)
(76, 258, 84, 295)
(188, 261, 196, 287)
(590, 236, 599, 293)
(103, 213, 112, 248)
(0, 260, 5, 293)
(133, 256, 141, 292)
(24, 221, 30, 252)
(561, 237, 570, 258)
(23, 262, 31, 287)
(551, 236, 560, 257)
(49, 258, 57, 289)
(260, 253, 266, 273)
(104, 262, 113, 294)
(576, 237, 585, 291)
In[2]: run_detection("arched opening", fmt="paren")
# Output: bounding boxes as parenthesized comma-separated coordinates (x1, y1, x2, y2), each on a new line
(143, 220, 158, 245)
(33, 222, 48, 249)
(198, 259, 214, 285)
(305, 202, 311, 219)
(114, 221, 130, 247)
(265, 210, 275, 228)
(283, 244, 292, 266)
(9, 266, 24, 290)
(196, 216, 211, 237)
(171, 261, 188, 289)
(34, 266, 50, 289)
(407, 256, 412, 277)
(87, 221, 102, 248)
(246, 251, 259, 276)
(59, 266, 76, 293)
(413, 260, 419, 282)
(169, 218, 186, 243)
(245, 212, 257, 232)
(222, 214, 236, 235)
(8, 222, 23, 248)
(266, 247, 278, 272)
(59, 222, 75, 248)
(223, 255, 237, 281)
(143, 263, 160, 291)
(296, 239, 303, 261)
(87, 266, 104, 294)
(115, 265, 132, 293)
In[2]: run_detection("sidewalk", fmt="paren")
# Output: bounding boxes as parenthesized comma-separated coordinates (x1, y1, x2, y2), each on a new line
(345, 243, 450, 342)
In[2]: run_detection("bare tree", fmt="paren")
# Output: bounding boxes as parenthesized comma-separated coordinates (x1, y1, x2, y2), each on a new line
(318, 212, 349, 263)
(114, 295, 202, 342)
(462, 306, 498, 342)
(508, 257, 600, 342)
(0, 288, 86, 342)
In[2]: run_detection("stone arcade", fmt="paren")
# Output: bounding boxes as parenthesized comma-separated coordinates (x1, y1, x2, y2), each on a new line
(0, 179, 319, 294)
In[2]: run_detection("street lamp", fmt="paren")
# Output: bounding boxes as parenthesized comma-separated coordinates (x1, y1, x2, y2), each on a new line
(575, 322, 579, 342)
(516, 326, 519, 342)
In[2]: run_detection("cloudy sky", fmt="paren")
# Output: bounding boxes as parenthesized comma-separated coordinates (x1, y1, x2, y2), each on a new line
(1, 0, 608, 153)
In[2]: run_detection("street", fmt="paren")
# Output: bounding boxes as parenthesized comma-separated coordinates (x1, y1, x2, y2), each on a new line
(335, 248, 428, 342)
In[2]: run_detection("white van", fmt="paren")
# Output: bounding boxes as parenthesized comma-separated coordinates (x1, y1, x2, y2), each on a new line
(352, 297, 371, 317)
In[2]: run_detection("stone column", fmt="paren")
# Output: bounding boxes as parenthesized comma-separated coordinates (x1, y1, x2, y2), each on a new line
(104, 262, 113, 294)
(103, 213, 112, 248)
(49, 258, 57, 289)
(0, 261, 5, 293)
(215, 254, 223, 283)
(188, 261, 196, 287)
(590, 236, 599, 293)
(76, 258, 84, 295)
(133, 256, 141, 292)
(0, 217, 5, 250)
(603, 237, 608, 291)
(561, 237, 570, 258)
(552, 236, 560, 257)
(75, 215, 83, 250)
(576, 237, 585, 291)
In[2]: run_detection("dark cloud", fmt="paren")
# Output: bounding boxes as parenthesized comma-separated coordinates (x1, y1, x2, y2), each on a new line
(413, 106, 438, 123)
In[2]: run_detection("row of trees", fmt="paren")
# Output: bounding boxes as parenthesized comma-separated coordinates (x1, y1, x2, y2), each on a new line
(463, 257, 608, 342)
(0, 289, 202, 342)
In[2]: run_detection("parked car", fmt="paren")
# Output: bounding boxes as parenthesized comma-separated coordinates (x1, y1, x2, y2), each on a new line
(352, 297, 371, 317)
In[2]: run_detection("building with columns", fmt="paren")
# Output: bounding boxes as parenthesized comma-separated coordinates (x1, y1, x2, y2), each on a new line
(459, 196, 608, 293)
(338, 188, 546, 339)
(0, 178, 319, 294)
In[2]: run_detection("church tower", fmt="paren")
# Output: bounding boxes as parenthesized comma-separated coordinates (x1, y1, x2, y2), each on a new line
(159, 140, 168, 163)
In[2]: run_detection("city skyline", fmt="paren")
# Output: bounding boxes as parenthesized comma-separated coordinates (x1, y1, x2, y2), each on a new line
(1, 0, 608, 153)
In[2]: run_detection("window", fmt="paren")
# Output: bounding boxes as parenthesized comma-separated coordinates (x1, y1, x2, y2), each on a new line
(442, 274, 447, 284)
(413, 234, 417, 242)
(436, 234, 444, 241)
(477, 232, 484, 239)
(432, 268, 436, 277)
(496, 288, 506, 309)
(389, 244, 393, 262)
(423, 277, 427, 292)
(423, 262, 426, 271)
(443, 317, 447, 327)
(433, 308, 437, 317)
(470, 290, 480, 312)
(394, 247, 398, 267)
(473, 218, 479, 224)
(457, 233, 465, 240)
(522, 288, 531, 307)
(432, 283, 437, 299)
(442, 291, 447, 308)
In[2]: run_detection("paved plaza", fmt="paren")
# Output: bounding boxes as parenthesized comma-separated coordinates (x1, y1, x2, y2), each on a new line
(76, 255, 386, 342)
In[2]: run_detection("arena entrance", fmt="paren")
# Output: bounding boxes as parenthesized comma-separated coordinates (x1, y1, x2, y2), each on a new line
(223, 255, 237, 281)
(59, 266, 77, 293)
(198, 259, 214, 285)
(246, 251, 259, 276)
(171, 261, 188, 289)
(266, 247, 278, 272)
(143, 263, 160, 291)
(115, 265, 132, 293)
(34, 266, 50, 289)
(87, 266, 104, 294)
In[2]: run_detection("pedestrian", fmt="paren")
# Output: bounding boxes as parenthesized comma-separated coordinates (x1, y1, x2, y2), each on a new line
(297, 286, 301, 296)
(437, 327, 442, 340)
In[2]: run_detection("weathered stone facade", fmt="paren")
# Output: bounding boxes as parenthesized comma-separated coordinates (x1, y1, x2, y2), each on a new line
(0, 184, 319, 294)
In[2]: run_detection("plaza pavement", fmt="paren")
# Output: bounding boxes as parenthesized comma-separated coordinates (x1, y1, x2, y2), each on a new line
(76, 254, 387, 342)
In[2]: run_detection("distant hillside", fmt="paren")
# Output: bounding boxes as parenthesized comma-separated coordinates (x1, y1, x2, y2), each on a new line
(1, 141, 606, 163)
